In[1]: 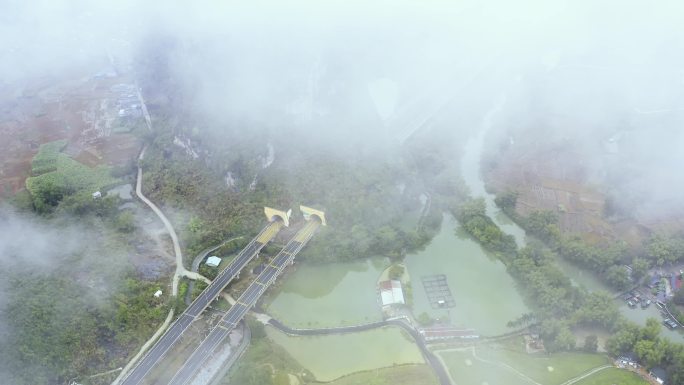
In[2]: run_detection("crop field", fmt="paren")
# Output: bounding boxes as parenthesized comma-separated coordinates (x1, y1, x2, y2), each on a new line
(0, 66, 141, 199)
(26, 139, 120, 196)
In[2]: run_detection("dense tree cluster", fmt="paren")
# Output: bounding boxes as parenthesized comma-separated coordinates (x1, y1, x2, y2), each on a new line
(0, 274, 167, 385)
(496, 190, 684, 288)
(506, 242, 621, 351)
(453, 198, 517, 259)
(606, 319, 684, 383)
(495, 190, 684, 379)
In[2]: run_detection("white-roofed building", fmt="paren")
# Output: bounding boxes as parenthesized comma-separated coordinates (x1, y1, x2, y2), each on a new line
(379, 280, 405, 307)
(206, 256, 222, 267)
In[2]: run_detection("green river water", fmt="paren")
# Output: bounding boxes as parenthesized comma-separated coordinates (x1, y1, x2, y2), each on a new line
(405, 214, 530, 335)
(265, 258, 387, 327)
(265, 326, 424, 381)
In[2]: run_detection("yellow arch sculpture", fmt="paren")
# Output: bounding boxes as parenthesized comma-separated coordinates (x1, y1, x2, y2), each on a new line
(300, 205, 326, 226)
(264, 207, 291, 227)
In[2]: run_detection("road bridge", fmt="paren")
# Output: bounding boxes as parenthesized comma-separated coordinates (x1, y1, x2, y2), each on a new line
(168, 219, 321, 385)
(118, 214, 285, 385)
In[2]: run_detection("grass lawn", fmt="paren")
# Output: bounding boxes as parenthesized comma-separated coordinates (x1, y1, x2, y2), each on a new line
(574, 368, 649, 385)
(477, 348, 610, 384)
(328, 364, 439, 385)
(437, 344, 612, 385)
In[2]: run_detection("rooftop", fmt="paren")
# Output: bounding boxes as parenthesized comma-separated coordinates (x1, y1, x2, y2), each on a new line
(206, 256, 222, 267)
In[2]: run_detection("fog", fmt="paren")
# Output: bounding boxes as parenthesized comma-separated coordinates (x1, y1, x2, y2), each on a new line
(0, 205, 135, 384)
(3, 0, 684, 383)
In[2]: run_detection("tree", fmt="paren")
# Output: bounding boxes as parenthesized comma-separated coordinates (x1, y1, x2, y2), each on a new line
(494, 190, 518, 212)
(115, 211, 136, 233)
(583, 335, 598, 353)
(641, 318, 662, 341)
(555, 326, 577, 351)
(388, 265, 404, 280)
(673, 287, 684, 306)
(606, 323, 640, 356)
(631, 258, 650, 282)
(417, 312, 434, 326)
(605, 265, 631, 290)
(524, 210, 560, 244)
(247, 318, 266, 339)
(573, 292, 620, 330)
(646, 234, 678, 266)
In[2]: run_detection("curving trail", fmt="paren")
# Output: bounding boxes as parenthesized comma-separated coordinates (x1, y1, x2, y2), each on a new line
(136, 145, 187, 296)
(558, 365, 612, 385)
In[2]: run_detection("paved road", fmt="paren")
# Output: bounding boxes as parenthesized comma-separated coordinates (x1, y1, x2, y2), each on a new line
(119, 222, 282, 385)
(168, 221, 320, 385)
(186, 237, 244, 305)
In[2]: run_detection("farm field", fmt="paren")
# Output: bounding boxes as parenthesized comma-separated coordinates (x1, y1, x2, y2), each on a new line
(25, 139, 120, 197)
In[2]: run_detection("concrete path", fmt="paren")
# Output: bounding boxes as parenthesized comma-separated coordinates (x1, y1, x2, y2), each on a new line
(559, 365, 612, 385)
(136, 145, 186, 296)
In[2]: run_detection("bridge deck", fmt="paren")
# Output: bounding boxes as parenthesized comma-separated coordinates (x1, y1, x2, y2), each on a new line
(168, 220, 320, 385)
(119, 221, 283, 385)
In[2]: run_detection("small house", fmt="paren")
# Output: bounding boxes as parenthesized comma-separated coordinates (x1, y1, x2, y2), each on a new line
(650, 367, 668, 385)
(154, 290, 162, 298)
(206, 256, 222, 268)
(379, 280, 405, 307)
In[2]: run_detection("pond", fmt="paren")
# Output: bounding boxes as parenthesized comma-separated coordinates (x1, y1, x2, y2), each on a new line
(266, 325, 424, 382)
(404, 214, 530, 335)
(264, 258, 387, 328)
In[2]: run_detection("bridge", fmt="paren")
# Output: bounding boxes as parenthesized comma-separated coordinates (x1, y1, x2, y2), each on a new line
(168, 213, 322, 385)
(118, 207, 290, 385)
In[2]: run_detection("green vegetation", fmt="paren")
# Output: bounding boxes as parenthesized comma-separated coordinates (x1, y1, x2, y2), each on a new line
(140, 127, 448, 265)
(606, 318, 684, 383)
(583, 335, 599, 353)
(26, 140, 119, 213)
(573, 367, 648, 385)
(222, 320, 306, 385)
(417, 312, 435, 326)
(1, 273, 168, 385)
(388, 264, 404, 280)
(328, 364, 439, 385)
(644, 232, 684, 266)
(495, 190, 684, 381)
(507, 242, 621, 351)
(453, 198, 517, 259)
(31, 139, 67, 175)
